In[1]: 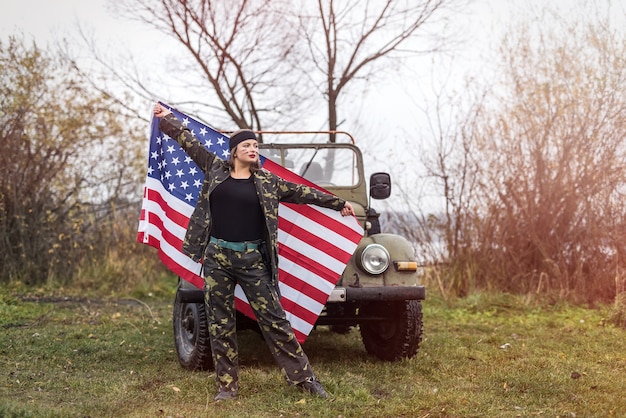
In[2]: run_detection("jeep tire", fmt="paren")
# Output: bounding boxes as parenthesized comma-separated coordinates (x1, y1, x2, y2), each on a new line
(359, 300, 423, 361)
(173, 292, 213, 371)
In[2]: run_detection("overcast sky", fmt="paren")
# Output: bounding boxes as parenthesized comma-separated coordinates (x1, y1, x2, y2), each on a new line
(0, 0, 520, 117)
(2, 0, 619, 212)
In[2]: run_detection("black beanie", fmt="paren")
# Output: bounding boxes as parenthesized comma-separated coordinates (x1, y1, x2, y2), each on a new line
(229, 129, 257, 151)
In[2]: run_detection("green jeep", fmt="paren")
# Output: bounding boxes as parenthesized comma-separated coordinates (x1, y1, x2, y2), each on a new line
(173, 131, 426, 370)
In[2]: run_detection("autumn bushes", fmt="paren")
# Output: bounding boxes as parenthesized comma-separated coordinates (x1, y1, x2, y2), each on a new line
(387, 9, 626, 311)
(0, 36, 152, 293)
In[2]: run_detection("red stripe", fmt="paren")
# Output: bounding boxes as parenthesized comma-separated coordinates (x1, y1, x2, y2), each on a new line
(279, 297, 318, 325)
(281, 202, 362, 250)
(136, 230, 146, 244)
(144, 211, 185, 252)
(278, 270, 332, 305)
(137, 231, 203, 289)
(158, 249, 204, 289)
(263, 159, 330, 193)
(278, 244, 340, 286)
(278, 217, 351, 263)
(235, 297, 255, 318)
(293, 328, 306, 343)
(145, 187, 190, 229)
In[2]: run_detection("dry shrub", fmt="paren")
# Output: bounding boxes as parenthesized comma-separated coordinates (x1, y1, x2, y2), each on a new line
(609, 276, 626, 328)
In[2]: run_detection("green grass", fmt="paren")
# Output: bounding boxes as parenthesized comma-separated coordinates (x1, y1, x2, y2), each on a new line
(0, 288, 624, 417)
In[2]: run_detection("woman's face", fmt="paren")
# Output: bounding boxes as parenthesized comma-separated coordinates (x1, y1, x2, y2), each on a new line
(234, 139, 259, 164)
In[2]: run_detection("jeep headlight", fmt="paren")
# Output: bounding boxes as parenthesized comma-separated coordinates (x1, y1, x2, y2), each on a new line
(360, 244, 390, 275)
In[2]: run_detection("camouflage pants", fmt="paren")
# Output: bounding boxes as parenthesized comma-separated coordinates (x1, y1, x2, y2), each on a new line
(203, 240, 315, 392)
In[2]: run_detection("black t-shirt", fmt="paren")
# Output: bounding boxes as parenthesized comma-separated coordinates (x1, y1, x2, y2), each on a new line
(209, 175, 265, 241)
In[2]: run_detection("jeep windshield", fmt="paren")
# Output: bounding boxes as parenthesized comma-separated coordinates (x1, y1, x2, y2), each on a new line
(260, 145, 360, 188)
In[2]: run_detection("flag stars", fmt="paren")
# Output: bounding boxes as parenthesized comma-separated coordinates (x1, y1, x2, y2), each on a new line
(149, 113, 233, 207)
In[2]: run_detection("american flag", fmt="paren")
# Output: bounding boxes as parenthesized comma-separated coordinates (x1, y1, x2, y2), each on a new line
(137, 103, 363, 342)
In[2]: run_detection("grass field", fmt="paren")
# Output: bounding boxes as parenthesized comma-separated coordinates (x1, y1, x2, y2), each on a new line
(1, 289, 624, 417)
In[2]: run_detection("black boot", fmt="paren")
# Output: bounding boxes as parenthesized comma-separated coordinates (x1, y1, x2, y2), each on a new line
(297, 377, 328, 398)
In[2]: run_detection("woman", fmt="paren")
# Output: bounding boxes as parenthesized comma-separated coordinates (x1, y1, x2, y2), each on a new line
(153, 104, 355, 401)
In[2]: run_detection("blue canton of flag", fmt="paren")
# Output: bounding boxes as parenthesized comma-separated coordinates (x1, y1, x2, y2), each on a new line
(147, 105, 229, 207)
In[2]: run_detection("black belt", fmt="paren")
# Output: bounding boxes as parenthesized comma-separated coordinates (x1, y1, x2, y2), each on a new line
(210, 236, 262, 252)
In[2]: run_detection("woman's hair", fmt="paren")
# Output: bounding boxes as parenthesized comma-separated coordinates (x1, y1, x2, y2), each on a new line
(227, 144, 262, 172)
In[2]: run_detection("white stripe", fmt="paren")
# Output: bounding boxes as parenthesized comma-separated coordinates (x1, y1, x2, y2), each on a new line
(278, 256, 336, 295)
(144, 176, 195, 216)
(277, 229, 346, 275)
(137, 216, 148, 236)
(234, 285, 249, 304)
(140, 218, 203, 276)
(141, 197, 189, 239)
(278, 281, 324, 314)
(285, 312, 314, 336)
(279, 204, 360, 254)
(308, 204, 364, 235)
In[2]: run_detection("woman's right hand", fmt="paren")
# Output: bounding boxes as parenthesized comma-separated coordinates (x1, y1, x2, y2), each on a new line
(153, 103, 172, 118)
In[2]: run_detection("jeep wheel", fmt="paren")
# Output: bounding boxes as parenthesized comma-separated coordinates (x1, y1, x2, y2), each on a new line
(359, 300, 423, 361)
(173, 291, 213, 371)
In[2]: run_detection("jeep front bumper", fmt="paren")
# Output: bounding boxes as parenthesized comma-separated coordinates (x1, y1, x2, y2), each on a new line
(326, 286, 426, 302)
(176, 285, 426, 304)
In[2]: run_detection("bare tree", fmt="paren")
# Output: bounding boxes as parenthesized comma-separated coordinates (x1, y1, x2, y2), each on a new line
(112, 0, 307, 136)
(296, 0, 462, 142)
(102, 0, 464, 138)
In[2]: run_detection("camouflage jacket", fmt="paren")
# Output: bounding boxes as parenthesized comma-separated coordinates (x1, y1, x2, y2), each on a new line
(158, 113, 347, 283)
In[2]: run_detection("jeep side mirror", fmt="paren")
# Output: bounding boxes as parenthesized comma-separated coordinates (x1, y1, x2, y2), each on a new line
(370, 172, 391, 200)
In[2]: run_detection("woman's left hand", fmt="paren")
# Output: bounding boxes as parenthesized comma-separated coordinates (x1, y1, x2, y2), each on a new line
(340, 202, 355, 217)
